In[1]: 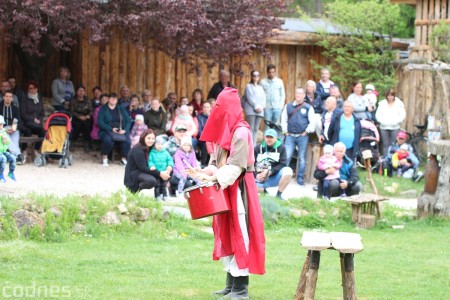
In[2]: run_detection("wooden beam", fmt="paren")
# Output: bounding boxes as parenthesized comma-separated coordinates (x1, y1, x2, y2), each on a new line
(389, 0, 416, 4)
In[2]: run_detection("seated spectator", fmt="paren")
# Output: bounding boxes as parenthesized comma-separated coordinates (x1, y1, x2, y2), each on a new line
(165, 124, 187, 156)
(127, 94, 144, 129)
(316, 68, 335, 100)
(196, 101, 211, 167)
(91, 86, 103, 109)
(170, 136, 199, 197)
(144, 98, 167, 136)
(19, 81, 46, 161)
(118, 85, 131, 109)
(51, 66, 74, 111)
(187, 103, 199, 139)
(391, 144, 414, 178)
(97, 93, 131, 166)
(0, 91, 22, 157)
(0, 115, 16, 182)
(315, 142, 362, 198)
(90, 94, 109, 143)
(70, 85, 93, 152)
(207, 69, 236, 100)
(162, 92, 178, 115)
(141, 89, 152, 112)
(8, 76, 26, 107)
(318, 96, 342, 145)
(329, 101, 361, 161)
(190, 88, 204, 117)
(130, 114, 148, 147)
(1, 80, 20, 108)
(329, 85, 344, 110)
(254, 128, 293, 200)
(124, 129, 170, 193)
(148, 136, 173, 201)
(386, 131, 419, 178)
(317, 144, 342, 199)
(170, 104, 197, 147)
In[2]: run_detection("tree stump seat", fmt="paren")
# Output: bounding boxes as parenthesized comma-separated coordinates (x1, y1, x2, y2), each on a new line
(19, 135, 45, 162)
(294, 231, 364, 300)
(340, 193, 388, 228)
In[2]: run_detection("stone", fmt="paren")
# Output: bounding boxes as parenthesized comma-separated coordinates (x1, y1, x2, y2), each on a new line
(117, 203, 128, 214)
(99, 211, 120, 225)
(49, 207, 62, 217)
(135, 207, 150, 221)
(400, 189, 418, 198)
(72, 223, 85, 234)
(12, 209, 44, 232)
(289, 209, 310, 218)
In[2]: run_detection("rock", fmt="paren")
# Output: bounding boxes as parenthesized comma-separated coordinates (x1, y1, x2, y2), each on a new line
(117, 203, 128, 214)
(12, 209, 44, 233)
(79, 209, 86, 221)
(318, 210, 326, 218)
(49, 207, 62, 217)
(384, 182, 399, 193)
(331, 208, 340, 217)
(135, 208, 150, 221)
(72, 223, 85, 234)
(121, 194, 127, 203)
(22, 200, 32, 211)
(289, 209, 309, 218)
(99, 211, 120, 225)
(400, 190, 418, 198)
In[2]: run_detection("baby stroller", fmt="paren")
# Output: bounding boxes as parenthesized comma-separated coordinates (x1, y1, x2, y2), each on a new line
(357, 119, 380, 166)
(34, 112, 73, 168)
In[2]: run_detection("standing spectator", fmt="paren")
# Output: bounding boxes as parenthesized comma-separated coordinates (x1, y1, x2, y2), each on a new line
(0, 91, 22, 156)
(0, 115, 16, 182)
(118, 85, 131, 109)
(141, 89, 152, 112)
(347, 81, 371, 120)
(97, 93, 131, 166)
(90, 94, 109, 143)
(304, 80, 324, 138)
(375, 89, 406, 156)
(261, 64, 285, 127)
(190, 88, 204, 117)
(127, 94, 144, 129)
(70, 85, 93, 152)
(148, 136, 173, 200)
(254, 128, 293, 200)
(329, 101, 361, 161)
(319, 96, 342, 145)
(196, 101, 211, 167)
(316, 68, 335, 100)
(144, 98, 167, 136)
(20, 81, 46, 161)
(243, 70, 266, 143)
(281, 87, 315, 186)
(363, 84, 377, 120)
(329, 85, 344, 110)
(8, 76, 25, 106)
(0, 80, 20, 108)
(124, 129, 170, 193)
(91, 86, 103, 109)
(51, 66, 74, 111)
(207, 70, 236, 100)
(130, 114, 148, 147)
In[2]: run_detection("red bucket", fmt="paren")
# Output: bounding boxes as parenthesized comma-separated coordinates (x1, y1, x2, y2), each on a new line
(184, 182, 230, 220)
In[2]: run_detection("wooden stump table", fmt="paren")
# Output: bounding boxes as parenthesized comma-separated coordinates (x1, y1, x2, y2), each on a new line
(340, 193, 388, 228)
(294, 231, 364, 300)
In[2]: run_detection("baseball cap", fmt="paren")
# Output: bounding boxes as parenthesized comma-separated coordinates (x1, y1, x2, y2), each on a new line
(175, 124, 187, 131)
(365, 84, 375, 91)
(264, 128, 277, 138)
(397, 131, 407, 139)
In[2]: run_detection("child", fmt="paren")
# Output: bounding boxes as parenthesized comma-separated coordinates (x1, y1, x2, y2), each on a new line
(130, 114, 148, 147)
(0, 116, 16, 182)
(363, 84, 377, 121)
(392, 144, 413, 177)
(148, 136, 173, 200)
(173, 137, 199, 196)
(317, 144, 342, 199)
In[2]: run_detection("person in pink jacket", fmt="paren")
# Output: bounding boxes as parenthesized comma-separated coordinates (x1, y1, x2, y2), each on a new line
(318, 144, 342, 199)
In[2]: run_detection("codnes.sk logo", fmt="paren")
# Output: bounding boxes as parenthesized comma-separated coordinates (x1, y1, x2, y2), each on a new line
(1, 282, 92, 298)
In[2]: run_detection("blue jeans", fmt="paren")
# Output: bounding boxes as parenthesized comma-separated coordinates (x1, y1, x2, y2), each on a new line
(0, 152, 16, 173)
(284, 134, 309, 184)
(264, 109, 282, 129)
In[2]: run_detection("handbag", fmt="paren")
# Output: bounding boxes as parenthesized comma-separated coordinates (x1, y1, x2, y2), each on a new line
(110, 109, 127, 142)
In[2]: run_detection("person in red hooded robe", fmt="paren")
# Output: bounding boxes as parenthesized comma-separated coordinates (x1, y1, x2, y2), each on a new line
(186, 87, 265, 299)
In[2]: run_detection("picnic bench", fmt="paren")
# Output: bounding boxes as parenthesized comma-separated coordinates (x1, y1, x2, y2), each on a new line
(19, 136, 44, 162)
(340, 193, 388, 228)
(295, 231, 364, 300)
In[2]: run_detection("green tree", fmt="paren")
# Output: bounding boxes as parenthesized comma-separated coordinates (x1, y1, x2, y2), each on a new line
(313, 0, 400, 96)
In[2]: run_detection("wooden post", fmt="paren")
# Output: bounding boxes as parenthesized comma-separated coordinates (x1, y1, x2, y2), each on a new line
(304, 250, 321, 300)
(340, 253, 357, 300)
(294, 250, 311, 300)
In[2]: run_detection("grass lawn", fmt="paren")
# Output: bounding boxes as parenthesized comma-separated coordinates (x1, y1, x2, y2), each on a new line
(1, 194, 449, 299)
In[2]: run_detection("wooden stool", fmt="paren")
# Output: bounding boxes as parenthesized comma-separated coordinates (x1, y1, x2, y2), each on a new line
(294, 231, 364, 300)
(341, 193, 387, 228)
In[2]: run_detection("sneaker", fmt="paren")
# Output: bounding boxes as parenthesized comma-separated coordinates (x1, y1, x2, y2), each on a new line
(156, 194, 164, 201)
(312, 185, 319, 191)
(16, 154, 23, 165)
(263, 188, 268, 194)
(340, 193, 347, 198)
(414, 171, 424, 182)
(0, 174, 5, 183)
(276, 194, 288, 201)
(102, 158, 109, 166)
(121, 159, 127, 166)
(322, 196, 330, 201)
(297, 181, 305, 186)
(8, 172, 16, 181)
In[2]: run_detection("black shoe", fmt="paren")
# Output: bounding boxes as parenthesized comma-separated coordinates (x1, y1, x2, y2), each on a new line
(16, 154, 24, 165)
(212, 272, 233, 296)
(220, 276, 248, 299)
(312, 185, 318, 191)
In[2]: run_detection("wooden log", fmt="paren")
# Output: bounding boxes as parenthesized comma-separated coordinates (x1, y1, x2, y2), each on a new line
(304, 250, 320, 300)
(434, 154, 450, 216)
(304, 143, 322, 184)
(424, 154, 440, 194)
(294, 251, 311, 300)
(359, 214, 376, 229)
(340, 253, 357, 300)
